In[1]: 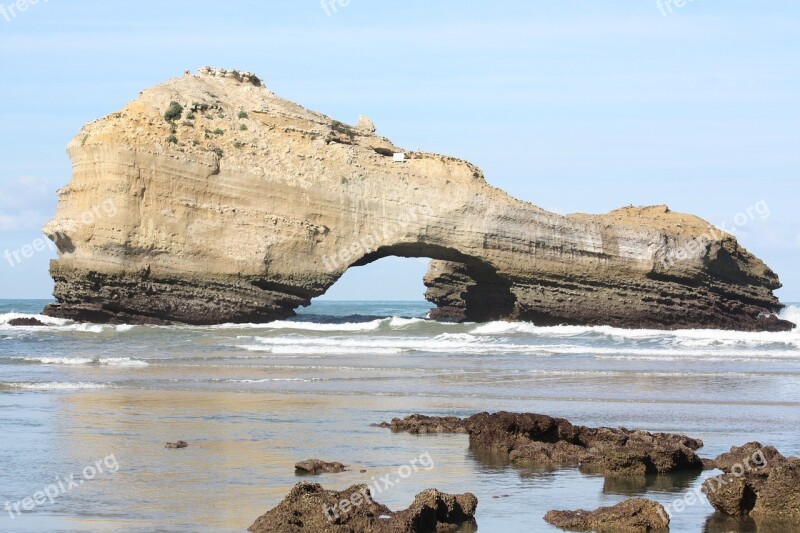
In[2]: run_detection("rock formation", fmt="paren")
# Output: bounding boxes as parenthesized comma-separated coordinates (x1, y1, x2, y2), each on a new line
(44, 67, 792, 330)
(703, 442, 800, 521)
(248, 482, 477, 532)
(378, 412, 705, 478)
(294, 459, 348, 475)
(8, 317, 47, 327)
(544, 498, 669, 532)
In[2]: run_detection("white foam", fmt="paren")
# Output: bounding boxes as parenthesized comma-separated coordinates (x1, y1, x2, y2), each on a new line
(434, 333, 481, 343)
(259, 319, 385, 332)
(388, 317, 426, 327)
(0, 313, 141, 334)
(97, 357, 149, 367)
(226, 330, 800, 359)
(23, 357, 94, 365)
(235, 344, 405, 355)
(210, 316, 448, 332)
(4, 382, 109, 390)
(71, 323, 105, 333)
(780, 305, 800, 327)
(224, 377, 313, 383)
(470, 318, 800, 348)
(235, 335, 551, 355)
(17, 356, 149, 367)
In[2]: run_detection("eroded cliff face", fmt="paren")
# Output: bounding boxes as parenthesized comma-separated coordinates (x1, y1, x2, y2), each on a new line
(43, 67, 792, 331)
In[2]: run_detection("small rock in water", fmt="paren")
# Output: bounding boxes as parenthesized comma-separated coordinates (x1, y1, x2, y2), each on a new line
(8, 317, 47, 327)
(294, 459, 348, 475)
(165, 441, 188, 449)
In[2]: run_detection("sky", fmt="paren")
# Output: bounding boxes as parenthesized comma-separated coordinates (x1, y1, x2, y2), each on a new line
(0, 0, 798, 302)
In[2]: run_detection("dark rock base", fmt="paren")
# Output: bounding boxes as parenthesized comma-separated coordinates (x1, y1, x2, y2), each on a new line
(44, 267, 310, 325)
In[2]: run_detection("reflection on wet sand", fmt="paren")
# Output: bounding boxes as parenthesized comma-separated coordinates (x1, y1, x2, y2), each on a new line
(47, 389, 479, 531)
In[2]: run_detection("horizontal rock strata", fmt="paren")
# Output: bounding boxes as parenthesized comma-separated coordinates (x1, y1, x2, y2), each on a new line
(44, 67, 792, 330)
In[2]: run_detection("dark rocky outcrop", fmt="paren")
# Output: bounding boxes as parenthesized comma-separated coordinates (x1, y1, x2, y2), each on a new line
(8, 317, 47, 327)
(43, 67, 792, 331)
(165, 440, 188, 449)
(373, 414, 468, 434)
(294, 459, 348, 475)
(544, 498, 669, 532)
(248, 482, 477, 533)
(703, 442, 800, 521)
(381, 412, 704, 478)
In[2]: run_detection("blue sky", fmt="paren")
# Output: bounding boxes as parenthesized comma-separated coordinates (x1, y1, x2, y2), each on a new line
(0, 0, 798, 302)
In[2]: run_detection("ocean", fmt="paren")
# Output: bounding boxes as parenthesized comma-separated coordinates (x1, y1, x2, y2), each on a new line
(1, 299, 799, 532)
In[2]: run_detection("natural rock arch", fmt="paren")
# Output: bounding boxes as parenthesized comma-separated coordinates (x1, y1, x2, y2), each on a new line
(324, 243, 518, 322)
(43, 68, 792, 331)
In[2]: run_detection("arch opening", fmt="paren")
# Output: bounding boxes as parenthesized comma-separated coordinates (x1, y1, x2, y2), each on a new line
(315, 256, 432, 302)
(311, 243, 518, 322)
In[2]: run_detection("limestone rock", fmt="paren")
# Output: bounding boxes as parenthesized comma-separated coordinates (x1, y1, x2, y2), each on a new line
(356, 114, 376, 133)
(43, 67, 792, 330)
(247, 482, 477, 532)
(544, 498, 669, 532)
